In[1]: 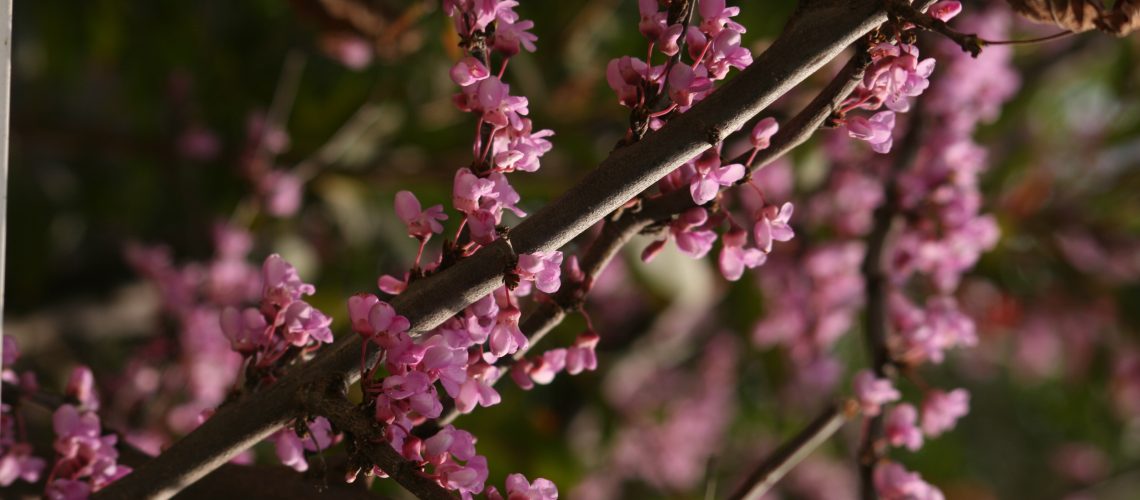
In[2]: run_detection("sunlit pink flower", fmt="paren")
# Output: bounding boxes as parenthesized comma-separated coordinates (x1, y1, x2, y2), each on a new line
(395, 191, 448, 238)
(853, 370, 900, 416)
(921, 388, 969, 437)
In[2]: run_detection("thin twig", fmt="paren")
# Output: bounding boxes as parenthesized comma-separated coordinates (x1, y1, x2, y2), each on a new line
(856, 106, 927, 500)
(727, 401, 859, 500)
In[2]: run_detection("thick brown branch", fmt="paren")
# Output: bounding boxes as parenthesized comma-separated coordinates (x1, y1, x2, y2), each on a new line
(428, 51, 874, 429)
(96, 2, 903, 497)
(309, 393, 457, 500)
(727, 401, 858, 500)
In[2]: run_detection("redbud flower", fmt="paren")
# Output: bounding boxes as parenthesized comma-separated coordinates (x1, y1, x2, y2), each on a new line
(260, 170, 303, 217)
(529, 349, 568, 385)
(928, 1, 962, 22)
(488, 473, 559, 500)
(873, 462, 944, 500)
(853, 370, 901, 416)
(921, 388, 969, 437)
(698, 0, 744, 36)
(754, 202, 795, 253)
(690, 160, 744, 205)
(719, 225, 767, 281)
(394, 191, 447, 238)
(750, 117, 779, 149)
(66, 366, 99, 411)
(517, 251, 563, 294)
(846, 110, 896, 154)
(450, 56, 490, 87)
(220, 307, 269, 354)
(565, 330, 600, 375)
(885, 404, 924, 451)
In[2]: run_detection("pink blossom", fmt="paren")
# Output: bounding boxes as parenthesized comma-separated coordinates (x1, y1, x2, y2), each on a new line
(453, 168, 497, 214)
(368, 300, 411, 335)
(450, 56, 491, 87)
(517, 251, 563, 294)
(690, 160, 744, 205)
(486, 307, 528, 361)
(220, 307, 269, 354)
(66, 367, 99, 411)
(853, 370, 900, 416)
(638, 0, 666, 40)
(261, 170, 303, 217)
(493, 19, 538, 56)
(46, 479, 91, 500)
(383, 371, 433, 400)
(437, 454, 489, 496)
(718, 225, 767, 281)
(667, 64, 712, 108)
(705, 29, 752, 79)
(378, 274, 408, 295)
(488, 473, 559, 500)
(529, 349, 568, 385)
(395, 191, 448, 238)
(698, 0, 744, 36)
(454, 364, 501, 413)
(873, 462, 944, 500)
(885, 404, 924, 451)
(280, 301, 334, 345)
(754, 202, 795, 253)
(921, 388, 969, 437)
(928, 1, 962, 22)
(565, 330, 600, 375)
(0, 443, 44, 487)
(510, 359, 535, 390)
(750, 117, 779, 150)
(261, 254, 315, 307)
(425, 425, 477, 463)
(846, 110, 896, 154)
(318, 33, 373, 70)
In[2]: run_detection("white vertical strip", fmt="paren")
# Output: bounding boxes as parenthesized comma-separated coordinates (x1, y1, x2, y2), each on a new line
(0, 0, 12, 398)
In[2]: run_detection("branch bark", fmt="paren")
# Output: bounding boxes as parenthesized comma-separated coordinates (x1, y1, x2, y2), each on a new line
(727, 401, 858, 500)
(432, 49, 873, 429)
(857, 107, 928, 500)
(96, 2, 902, 497)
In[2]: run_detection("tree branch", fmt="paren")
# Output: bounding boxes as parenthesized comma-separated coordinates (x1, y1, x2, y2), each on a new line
(727, 401, 859, 500)
(856, 107, 927, 500)
(431, 49, 873, 429)
(301, 388, 457, 500)
(95, 2, 904, 497)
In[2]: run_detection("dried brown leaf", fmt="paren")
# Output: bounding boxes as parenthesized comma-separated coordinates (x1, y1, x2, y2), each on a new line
(1097, 0, 1140, 36)
(1005, 0, 1105, 32)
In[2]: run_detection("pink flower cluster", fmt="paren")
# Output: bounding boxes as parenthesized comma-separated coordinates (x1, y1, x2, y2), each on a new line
(45, 367, 132, 499)
(221, 254, 335, 377)
(119, 224, 254, 436)
(440, 1, 552, 248)
(349, 281, 573, 496)
(1, 337, 48, 488)
(838, 0, 962, 154)
(270, 417, 337, 472)
(610, 0, 752, 117)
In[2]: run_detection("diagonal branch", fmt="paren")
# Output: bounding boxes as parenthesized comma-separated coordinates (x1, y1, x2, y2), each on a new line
(856, 106, 927, 500)
(727, 401, 859, 500)
(95, 2, 905, 498)
(431, 49, 873, 429)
